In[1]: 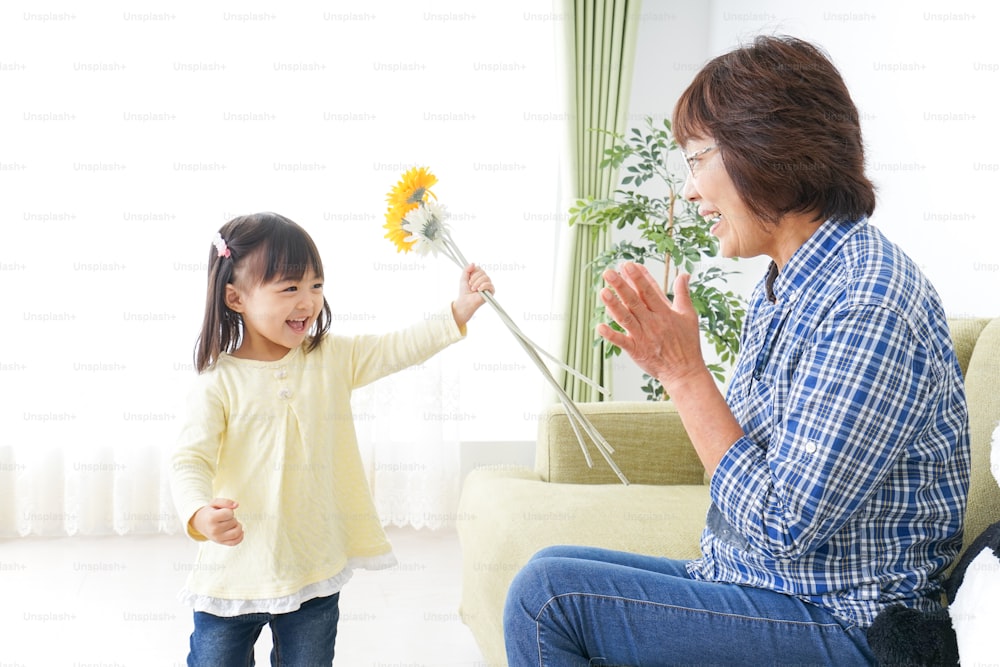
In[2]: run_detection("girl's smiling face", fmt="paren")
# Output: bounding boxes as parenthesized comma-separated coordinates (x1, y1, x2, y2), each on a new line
(225, 268, 325, 361)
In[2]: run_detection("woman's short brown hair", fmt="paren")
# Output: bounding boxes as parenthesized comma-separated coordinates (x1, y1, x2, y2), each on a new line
(673, 35, 876, 226)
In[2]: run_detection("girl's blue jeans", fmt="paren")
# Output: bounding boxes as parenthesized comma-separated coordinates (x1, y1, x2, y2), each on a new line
(187, 592, 339, 667)
(503, 545, 876, 666)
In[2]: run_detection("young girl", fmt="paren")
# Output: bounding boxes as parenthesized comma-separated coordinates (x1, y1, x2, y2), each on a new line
(169, 212, 493, 665)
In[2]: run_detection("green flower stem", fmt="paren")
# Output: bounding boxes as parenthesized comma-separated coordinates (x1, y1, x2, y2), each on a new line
(442, 230, 610, 395)
(490, 304, 627, 484)
(439, 231, 628, 484)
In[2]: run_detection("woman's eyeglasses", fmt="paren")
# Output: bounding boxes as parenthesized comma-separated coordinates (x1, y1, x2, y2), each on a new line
(682, 145, 716, 179)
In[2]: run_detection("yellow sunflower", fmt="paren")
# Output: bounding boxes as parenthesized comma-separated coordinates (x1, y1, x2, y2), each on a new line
(383, 167, 438, 253)
(383, 202, 418, 253)
(386, 167, 438, 210)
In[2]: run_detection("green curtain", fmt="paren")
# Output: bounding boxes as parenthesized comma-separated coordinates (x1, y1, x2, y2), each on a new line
(561, 0, 642, 401)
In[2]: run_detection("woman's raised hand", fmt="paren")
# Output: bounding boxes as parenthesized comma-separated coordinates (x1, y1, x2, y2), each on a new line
(596, 262, 705, 393)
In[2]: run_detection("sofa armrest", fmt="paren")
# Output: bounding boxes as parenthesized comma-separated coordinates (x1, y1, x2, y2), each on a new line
(457, 467, 711, 666)
(535, 400, 706, 486)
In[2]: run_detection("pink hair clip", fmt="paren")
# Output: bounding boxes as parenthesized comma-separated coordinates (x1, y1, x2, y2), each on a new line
(213, 233, 231, 259)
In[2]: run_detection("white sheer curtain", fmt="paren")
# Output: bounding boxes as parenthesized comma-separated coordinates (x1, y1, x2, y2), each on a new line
(353, 351, 465, 530)
(0, 0, 567, 536)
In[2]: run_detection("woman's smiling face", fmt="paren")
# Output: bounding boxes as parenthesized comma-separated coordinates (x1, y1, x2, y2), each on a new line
(681, 138, 774, 262)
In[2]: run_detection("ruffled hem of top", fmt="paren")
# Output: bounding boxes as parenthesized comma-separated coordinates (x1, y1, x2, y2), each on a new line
(178, 551, 398, 617)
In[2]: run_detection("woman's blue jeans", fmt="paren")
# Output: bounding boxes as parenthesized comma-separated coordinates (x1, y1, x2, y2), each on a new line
(503, 546, 876, 666)
(188, 592, 339, 667)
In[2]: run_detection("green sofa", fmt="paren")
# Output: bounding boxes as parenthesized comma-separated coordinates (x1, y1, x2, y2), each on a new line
(456, 318, 1000, 666)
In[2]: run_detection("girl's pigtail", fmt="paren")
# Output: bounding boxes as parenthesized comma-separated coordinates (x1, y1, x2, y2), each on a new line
(193, 242, 239, 373)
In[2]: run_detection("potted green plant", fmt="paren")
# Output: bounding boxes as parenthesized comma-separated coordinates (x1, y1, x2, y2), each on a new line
(569, 117, 745, 400)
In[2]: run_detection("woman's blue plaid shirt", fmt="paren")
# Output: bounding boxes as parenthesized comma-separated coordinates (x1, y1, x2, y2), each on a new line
(686, 217, 971, 629)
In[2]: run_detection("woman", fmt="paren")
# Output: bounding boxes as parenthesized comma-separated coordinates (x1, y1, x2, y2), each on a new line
(503, 36, 969, 666)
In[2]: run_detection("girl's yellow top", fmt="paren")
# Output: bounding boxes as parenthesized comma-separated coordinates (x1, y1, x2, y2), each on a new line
(169, 308, 464, 610)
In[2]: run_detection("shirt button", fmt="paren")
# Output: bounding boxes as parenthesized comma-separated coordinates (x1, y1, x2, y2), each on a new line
(278, 388, 292, 399)
(805, 441, 818, 454)
(275, 370, 287, 379)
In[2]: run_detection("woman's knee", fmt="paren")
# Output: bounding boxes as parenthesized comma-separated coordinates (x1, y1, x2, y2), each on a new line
(507, 554, 548, 603)
(504, 553, 561, 626)
(528, 544, 588, 562)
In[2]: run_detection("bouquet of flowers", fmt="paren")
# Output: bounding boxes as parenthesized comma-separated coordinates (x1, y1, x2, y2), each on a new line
(383, 167, 628, 485)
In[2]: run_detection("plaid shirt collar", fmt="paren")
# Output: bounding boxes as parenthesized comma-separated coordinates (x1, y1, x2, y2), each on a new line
(764, 217, 867, 304)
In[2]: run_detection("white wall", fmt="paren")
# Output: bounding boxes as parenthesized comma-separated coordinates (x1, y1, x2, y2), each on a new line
(0, 1, 569, 456)
(3, 0, 995, 459)
(613, 0, 1000, 400)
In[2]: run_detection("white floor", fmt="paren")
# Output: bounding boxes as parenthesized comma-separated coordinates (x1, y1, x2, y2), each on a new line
(2, 526, 487, 666)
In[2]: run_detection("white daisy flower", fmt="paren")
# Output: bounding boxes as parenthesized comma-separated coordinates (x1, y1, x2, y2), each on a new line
(402, 202, 450, 256)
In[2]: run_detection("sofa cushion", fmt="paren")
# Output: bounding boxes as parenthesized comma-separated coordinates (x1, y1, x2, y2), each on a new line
(536, 401, 704, 485)
(958, 319, 1000, 564)
(947, 318, 989, 377)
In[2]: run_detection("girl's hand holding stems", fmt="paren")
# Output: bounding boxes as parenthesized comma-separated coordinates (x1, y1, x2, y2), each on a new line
(452, 263, 494, 331)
